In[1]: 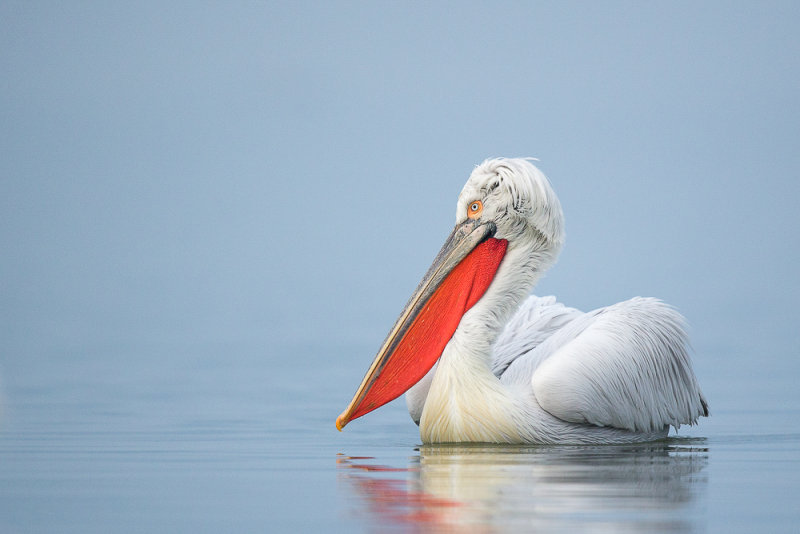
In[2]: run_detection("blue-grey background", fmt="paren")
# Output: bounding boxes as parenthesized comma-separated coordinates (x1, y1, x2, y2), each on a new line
(1, 2, 799, 532)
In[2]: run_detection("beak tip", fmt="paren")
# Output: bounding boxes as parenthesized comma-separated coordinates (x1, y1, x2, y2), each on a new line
(335, 413, 348, 431)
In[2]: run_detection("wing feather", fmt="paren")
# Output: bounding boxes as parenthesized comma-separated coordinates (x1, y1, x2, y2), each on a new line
(524, 297, 708, 432)
(492, 295, 583, 377)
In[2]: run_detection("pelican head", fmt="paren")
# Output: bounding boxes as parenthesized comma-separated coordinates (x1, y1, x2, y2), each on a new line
(457, 157, 564, 271)
(336, 158, 564, 431)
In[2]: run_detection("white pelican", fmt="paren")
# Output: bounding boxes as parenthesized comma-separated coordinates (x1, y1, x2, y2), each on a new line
(336, 158, 708, 444)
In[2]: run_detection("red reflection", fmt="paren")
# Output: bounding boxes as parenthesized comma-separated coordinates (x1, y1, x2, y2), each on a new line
(337, 455, 469, 531)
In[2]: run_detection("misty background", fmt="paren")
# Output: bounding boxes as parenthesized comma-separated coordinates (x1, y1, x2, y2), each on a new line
(2, 2, 799, 436)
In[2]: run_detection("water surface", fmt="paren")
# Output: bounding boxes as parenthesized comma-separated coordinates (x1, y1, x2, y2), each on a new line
(1, 343, 797, 533)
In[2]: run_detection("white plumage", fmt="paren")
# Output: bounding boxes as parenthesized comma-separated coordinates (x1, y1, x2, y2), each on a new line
(404, 158, 708, 444)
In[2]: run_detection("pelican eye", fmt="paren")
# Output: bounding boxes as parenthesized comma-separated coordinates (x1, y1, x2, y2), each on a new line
(467, 200, 483, 219)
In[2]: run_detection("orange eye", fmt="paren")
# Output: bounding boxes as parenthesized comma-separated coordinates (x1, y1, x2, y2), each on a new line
(467, 200, 483, 219)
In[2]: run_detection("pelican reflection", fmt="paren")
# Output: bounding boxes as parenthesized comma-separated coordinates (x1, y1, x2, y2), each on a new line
(338, 439, 708, 532)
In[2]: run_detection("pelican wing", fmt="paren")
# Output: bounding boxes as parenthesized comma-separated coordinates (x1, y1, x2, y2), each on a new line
(499, 296, 708, 433)
(492, 295, 583, 377)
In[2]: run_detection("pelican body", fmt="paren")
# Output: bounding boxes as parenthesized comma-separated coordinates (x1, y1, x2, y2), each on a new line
(336, 158, 708, 444)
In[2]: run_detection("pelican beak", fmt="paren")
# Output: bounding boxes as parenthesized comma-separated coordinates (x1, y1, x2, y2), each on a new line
(336, 219, 507, 431)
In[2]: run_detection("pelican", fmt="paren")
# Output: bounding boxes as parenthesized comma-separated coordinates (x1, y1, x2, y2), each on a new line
(336, 158, 708, 444)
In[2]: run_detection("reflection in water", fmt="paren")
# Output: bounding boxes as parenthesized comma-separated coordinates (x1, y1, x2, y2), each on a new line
(338, 439, 708, 532)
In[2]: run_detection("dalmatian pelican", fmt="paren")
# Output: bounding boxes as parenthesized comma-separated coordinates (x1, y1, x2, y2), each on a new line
(336, 158, 708, 444)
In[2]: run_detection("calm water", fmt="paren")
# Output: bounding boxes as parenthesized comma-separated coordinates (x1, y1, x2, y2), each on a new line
(1, 339, 798, 533)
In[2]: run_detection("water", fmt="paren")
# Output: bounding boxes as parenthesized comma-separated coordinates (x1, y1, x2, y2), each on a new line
(338, 441, 710, 532)
(1, 341, 798, 533)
